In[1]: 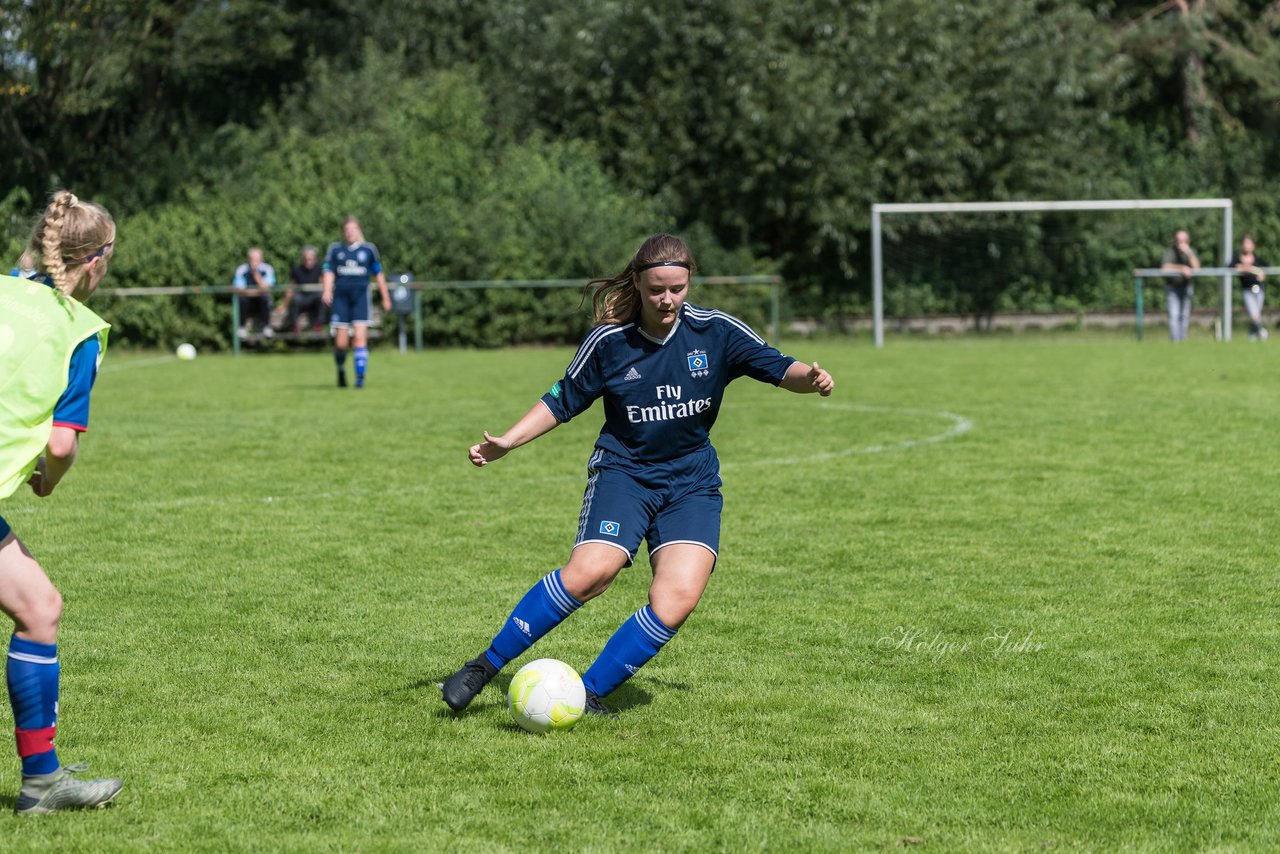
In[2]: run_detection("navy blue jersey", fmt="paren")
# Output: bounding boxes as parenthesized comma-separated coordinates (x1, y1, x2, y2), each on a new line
(323, 241, 382, 290)
(541, 304, 795, 464)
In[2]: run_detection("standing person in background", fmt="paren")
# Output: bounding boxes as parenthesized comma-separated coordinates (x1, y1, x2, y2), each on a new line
(321, 216, 391, 388)
(1231, 235, 1268, 341)
(441, 233, 835, 716)
(0, 191, 124, 814)
(282, 245, 327, 333)
(1161, 229, 1200, 342)
(231, 247, 276, 340)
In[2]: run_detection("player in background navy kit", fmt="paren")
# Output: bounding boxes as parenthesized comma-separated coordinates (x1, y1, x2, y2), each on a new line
(443, 233, 834, 715)
(321, 216, 391, 388)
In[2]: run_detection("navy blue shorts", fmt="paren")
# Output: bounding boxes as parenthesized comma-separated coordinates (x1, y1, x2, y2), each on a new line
(329, 287, 371, 328)
(574, 445, 723, 565)
(0, 513, 11, 542)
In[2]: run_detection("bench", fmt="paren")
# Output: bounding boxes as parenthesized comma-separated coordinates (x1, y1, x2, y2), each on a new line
(235, 292, 387, 349)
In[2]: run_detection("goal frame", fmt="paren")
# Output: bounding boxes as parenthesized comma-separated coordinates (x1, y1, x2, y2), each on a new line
(869, 198, 1234, 347)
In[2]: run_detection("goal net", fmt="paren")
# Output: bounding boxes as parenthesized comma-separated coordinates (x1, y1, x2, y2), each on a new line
(870, 200, 1233, 345)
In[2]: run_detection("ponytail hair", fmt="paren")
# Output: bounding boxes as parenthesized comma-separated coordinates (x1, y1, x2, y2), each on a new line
(583, 233, 696, 326)
(28, 190, 115, 296)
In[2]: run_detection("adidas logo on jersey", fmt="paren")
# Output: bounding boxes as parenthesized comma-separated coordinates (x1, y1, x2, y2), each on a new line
(623, 366, 642, 381)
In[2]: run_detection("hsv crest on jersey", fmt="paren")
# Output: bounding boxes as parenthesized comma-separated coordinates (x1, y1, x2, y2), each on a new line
(539, 303, 796, 464)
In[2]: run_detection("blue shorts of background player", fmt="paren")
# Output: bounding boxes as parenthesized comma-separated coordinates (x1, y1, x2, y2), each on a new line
(441, 233, 836, 718)
(327, 287, 371, 329)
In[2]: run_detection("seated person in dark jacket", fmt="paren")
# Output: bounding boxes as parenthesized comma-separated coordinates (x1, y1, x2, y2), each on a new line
(282, 245, 327, 332)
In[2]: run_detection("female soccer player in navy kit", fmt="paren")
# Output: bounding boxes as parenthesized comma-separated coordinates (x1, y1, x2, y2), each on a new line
(321, 216, 392, 388)
(443, 233, 834, 715)
(0, 192, 124, 813)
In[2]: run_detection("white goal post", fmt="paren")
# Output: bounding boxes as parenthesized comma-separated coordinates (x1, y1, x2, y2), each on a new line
(869, 198, 1234, 346)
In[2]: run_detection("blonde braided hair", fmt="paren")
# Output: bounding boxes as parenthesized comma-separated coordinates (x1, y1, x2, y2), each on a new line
(28, 190, 115, 296)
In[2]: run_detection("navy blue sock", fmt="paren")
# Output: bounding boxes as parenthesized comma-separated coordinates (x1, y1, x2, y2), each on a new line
(7, 636, 60, 776)
(334, 347, 348, 372)
(582, 605, 677, 698)
(354, 346, 368, 381)
(484, 569, 582, 670)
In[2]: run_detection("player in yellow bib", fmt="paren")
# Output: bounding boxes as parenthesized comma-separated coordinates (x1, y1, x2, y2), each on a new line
(0, 191, 123, 815)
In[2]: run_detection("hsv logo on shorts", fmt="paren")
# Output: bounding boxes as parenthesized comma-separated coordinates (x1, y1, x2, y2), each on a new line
(687, 349, 710, 378)
(599, 520, 621, 536)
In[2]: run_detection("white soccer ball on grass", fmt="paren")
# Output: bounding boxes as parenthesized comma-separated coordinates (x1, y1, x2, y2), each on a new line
(176, 342, 197, 361)
(507, 658, 586, 734)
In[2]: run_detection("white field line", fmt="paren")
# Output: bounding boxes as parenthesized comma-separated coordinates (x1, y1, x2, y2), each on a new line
(724, 403, 973, 469)
(4, 405, 970, 516)
(99, 355, 178, 373)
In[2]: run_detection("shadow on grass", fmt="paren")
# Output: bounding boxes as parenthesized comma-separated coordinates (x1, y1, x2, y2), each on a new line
(605, 681, 656, 713)
(276, 384, 361, 393)
(387, 672, 517, 719)
(389, 671, 661, 719)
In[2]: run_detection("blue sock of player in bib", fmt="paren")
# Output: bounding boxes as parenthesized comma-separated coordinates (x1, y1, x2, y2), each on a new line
(354, 346, 368, 382)
(7, 636, 60, 776)
(582, 605, 677, 697)
(483, 569, 582, 670)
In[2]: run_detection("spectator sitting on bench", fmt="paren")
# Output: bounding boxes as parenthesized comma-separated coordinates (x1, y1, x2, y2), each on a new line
(232, 247, 276, 339)
(283, 245, 327, 333)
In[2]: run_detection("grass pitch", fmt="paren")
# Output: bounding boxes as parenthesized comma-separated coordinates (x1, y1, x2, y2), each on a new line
(3, 334, 1278, 850)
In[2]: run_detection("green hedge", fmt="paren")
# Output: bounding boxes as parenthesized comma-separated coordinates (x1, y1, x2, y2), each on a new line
(82, 61, 718, 349)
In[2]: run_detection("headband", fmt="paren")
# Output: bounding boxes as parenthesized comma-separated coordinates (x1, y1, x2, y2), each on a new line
(73, 240, 114, 264)
(635, 260, 690, 272)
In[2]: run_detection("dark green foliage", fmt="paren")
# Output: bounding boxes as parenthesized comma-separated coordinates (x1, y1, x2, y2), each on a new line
(95, 61, 672, 348)
(375, 0, 1280, 319)
(5, 0, 1280, 338)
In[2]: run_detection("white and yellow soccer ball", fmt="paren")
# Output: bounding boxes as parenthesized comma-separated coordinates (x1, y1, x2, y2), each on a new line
(175, 342, 197, 361)
(507, 658, 586, 734)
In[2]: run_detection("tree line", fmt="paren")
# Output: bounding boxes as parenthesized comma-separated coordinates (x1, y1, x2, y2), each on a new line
(3, 0, 1278, 345)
